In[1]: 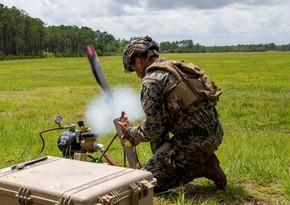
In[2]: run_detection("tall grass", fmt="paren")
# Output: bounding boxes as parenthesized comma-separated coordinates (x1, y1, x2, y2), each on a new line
(0, 52, 289, 204)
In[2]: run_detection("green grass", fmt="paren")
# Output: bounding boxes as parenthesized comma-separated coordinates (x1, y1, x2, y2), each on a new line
(0, 52, 289, 204)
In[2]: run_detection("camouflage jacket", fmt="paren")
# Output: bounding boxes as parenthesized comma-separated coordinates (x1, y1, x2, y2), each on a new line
(129, 59, 220, 142)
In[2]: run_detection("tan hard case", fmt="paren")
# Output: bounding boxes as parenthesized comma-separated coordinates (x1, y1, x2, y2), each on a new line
(0, 156, 156, 205)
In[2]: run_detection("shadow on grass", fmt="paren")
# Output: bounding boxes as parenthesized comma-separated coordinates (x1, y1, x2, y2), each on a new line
(155, 181, 266, 205)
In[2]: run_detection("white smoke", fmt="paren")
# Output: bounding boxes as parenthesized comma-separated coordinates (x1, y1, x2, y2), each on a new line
(85, 86, 144, 136)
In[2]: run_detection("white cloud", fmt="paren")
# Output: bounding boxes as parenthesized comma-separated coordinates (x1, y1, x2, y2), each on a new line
(1, 0, 289, 45)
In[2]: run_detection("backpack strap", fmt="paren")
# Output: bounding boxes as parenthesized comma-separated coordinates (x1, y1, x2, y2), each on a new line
(146, 60, 183, 82)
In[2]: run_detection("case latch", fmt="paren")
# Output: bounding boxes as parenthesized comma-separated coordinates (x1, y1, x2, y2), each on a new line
(98, 190, 120, 205)
(16, 187, 31, 205)
(139, 179, 156, 189)
(130, 179, 156, 205)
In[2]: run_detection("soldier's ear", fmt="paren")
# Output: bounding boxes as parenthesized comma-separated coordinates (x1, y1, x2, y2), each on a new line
(134, 56, 143, 66)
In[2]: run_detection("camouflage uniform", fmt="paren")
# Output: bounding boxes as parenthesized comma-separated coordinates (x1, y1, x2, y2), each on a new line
(128, 59, 224, 193)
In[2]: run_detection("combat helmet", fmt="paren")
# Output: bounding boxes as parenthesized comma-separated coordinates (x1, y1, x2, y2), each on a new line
(122, 36, 159, 72)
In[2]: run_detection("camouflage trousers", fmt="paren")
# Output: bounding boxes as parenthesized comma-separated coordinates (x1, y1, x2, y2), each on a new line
(141, 121, 224, 193)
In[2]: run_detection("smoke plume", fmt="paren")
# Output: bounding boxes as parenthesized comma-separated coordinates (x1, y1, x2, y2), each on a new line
(85, 86, 144, 136)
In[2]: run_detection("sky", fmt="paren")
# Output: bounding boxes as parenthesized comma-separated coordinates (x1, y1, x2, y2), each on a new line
(1, 0, 289, 46)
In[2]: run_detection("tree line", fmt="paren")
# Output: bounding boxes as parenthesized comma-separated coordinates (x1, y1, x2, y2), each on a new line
(0, 4, 127, 59)
(1, 4, 290, 60)
(160, 40, 290, 53)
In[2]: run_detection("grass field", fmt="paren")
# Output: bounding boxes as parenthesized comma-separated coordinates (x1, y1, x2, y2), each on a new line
(0, 52, 289, 204)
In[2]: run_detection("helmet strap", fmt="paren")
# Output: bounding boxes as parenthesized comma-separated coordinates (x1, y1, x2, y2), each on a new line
(140, 51, 152, 77)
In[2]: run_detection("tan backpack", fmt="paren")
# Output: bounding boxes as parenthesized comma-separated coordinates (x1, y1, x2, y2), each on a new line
(146, 60, 222, 112)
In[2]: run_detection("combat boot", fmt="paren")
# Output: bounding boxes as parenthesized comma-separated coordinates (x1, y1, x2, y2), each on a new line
(197, 153, 227, 189)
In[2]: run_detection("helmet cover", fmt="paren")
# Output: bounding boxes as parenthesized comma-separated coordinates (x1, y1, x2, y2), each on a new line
(122, 36, 159, 72)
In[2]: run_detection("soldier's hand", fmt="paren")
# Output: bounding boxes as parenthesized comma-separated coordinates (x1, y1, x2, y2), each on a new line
(117, 112, 141, 146)
(118, 113, 132, 136)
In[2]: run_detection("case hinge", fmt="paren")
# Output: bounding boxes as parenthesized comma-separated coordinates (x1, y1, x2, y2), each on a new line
(16, 187, 31, 205)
